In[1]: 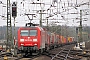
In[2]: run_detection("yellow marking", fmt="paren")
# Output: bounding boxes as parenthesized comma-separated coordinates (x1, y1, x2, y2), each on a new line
(6, 49, 10, 52)
(83, 51, 86, 54)
(4, 55, 8, 60)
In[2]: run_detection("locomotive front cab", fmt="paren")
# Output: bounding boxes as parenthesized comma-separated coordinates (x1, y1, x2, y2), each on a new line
(18, 27, 39, 53)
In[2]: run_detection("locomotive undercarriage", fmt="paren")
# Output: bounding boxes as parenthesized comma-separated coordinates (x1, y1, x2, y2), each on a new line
(18, 46, 46, 56)
(18, 46, 39, 55)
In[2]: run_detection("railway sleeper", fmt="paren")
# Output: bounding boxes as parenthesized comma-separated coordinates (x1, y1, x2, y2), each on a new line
(54, 56, 64, 60)
(63, 49, 69, 51)
(70, 50, 90, 57)
(42, 52, 53, 58)
(61, 51, 68, 54)
(68, 56, 81, 60)
(70, 50, 83, 52)
(0, 52, 12, 57)
(77, 53, 90, 57)
(57, 54, 66, 58)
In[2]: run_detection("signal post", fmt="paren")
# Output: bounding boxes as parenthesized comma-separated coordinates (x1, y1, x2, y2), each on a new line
(12, 2, 17, 56)
(79, 10, 82, 42)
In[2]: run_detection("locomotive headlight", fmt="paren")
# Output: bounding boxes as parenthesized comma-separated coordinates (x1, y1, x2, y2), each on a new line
(20, 39, 24, 42)
(33, 39, 37, 42)
(21, 44, 24, 45)
(34, 43, 37, 45)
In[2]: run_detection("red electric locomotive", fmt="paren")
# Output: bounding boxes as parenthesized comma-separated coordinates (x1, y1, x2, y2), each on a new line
(17, 26, 47, 54)
(17, 23, 75, 55)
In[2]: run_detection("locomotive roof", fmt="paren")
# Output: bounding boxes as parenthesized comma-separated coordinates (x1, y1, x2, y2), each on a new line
(19, 26, 45, 31)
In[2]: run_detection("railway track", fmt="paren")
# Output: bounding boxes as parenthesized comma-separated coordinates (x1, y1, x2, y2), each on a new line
(16, 53, 41, 60)
(42, 44, 90, 60)
(0, 44, 75, 60)
(51, 49, 81, 60)
(45, 49, 90, 60)
(0, 44, 90, 60)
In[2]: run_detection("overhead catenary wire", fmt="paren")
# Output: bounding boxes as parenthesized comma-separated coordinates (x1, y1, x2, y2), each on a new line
(0, 0, 90, 26)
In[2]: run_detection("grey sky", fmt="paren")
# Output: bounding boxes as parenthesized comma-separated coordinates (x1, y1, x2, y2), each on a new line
(0, 0, 90, 26)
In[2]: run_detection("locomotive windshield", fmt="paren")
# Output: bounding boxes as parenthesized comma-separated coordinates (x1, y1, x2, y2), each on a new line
(20, 30, 37, 36)
(21, 30, 29, 36)
(29, 30, 37, 36)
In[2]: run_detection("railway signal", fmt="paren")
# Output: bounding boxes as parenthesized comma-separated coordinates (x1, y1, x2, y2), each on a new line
(12, 2, 17, 17)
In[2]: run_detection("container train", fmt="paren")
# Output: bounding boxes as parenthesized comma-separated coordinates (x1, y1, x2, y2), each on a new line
(17, 25, 75, 55)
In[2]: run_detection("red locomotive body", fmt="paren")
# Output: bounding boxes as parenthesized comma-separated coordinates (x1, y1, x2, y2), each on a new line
(17, 26, 46, 53)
